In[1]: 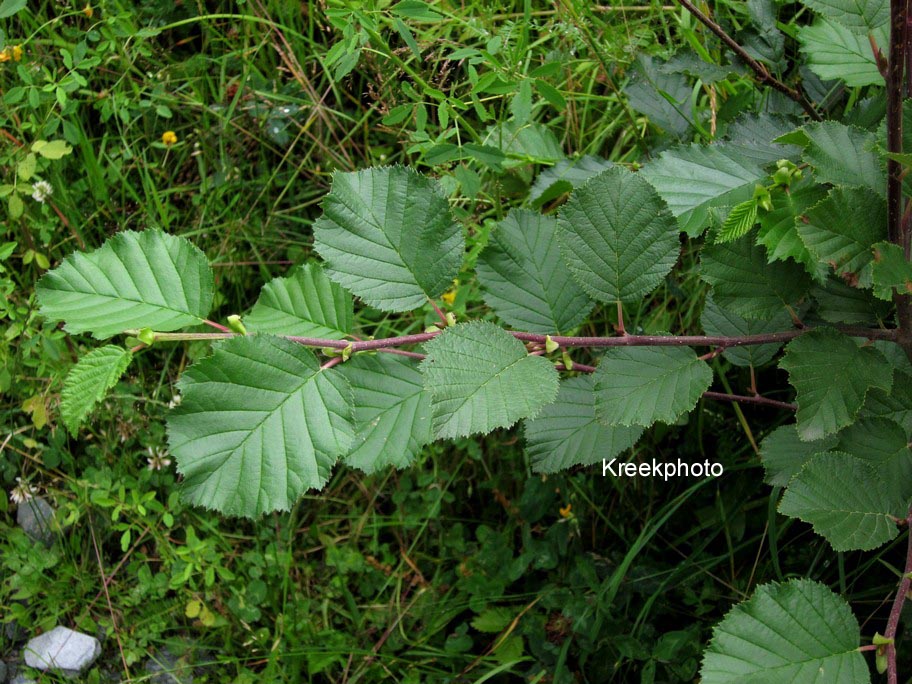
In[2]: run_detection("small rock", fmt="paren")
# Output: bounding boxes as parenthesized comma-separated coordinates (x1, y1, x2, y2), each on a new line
(10, 675, 36, 684)
(16, 498, 56, 546)
(0, 661, 7, 682)
(23, 627, 100, 676)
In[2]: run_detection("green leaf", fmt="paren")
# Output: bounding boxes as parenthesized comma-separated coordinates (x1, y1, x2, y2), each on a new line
(760, 424, 838, 487)
(60, 345, 133, 434)
(624, 54, 694, 138)
(700, 579, 867, 683)
(863, 370, 912, 437)
(0, 0, 27, 18)
(871, 241, 912, 299)
(799, 187, 886, 286)
(780, 451, 904, 550)
(701, 239, 811, 319)
(700, 295, 792, 368)
(811, 277, 893, 324)
(471, 607, 514, 633)
(392, 0, 443, 21)
(799, 19, 887, 86)
(31, 139, 73, 160)
(593, 346, 712, 428)
(167, 336, 354, 518)
(8, 193, 23, 220)
(529, 155, 613, 208)
(246, 263, 353, 339)
(340, 354, 432, 473)
(779, 328, 893, 441)
(837, 417, 912, 503)
(800, 122, 885, 192)
(715, 200, 758, 243)
(482, 121, 564, 163)
(801, 0, 888, 31)
(641, 144, 766, 236)
(37, 230, 214, 339)
(420, 321, 559, 439)
(312, 166, 464, 312)
(476, 210, 593, 333)
(524, 375, 643, 473)
(756, 180, 828, 280)
(556, 167, 680, 304)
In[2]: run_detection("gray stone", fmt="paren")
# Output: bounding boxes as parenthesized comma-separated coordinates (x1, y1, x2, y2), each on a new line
(23, 627, 100, 675)
(16, 498, 56, 546)
(0, 661, 7, 682)
(10, 675, 35, 684)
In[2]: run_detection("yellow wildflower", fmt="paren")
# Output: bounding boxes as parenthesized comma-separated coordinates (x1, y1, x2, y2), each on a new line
(559, 503, 572, 519)
(161, 130, 178, 146)
(11, 45, 23, 61)
(441, 279, 459, 305)
(82, 4, 94, 18)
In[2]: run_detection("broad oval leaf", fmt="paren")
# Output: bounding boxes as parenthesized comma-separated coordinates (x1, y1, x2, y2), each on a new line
(871, 241, 912, 300)
(780, 328, 893, 441)
(476, 209, 593, 333)
(529, 155, 613, 208)
(556, 167, 680, 304)
(60, 345, 133, 434)
(799, 122, 885, 192)
(701, 238, 811, 319)
(760, 424, 838, 487)
(700, 295, 792, 368)
(594, 346, 712, 428)
(640, 143, 766, 237)
(801, 0, 888, 31)
(779, 451, 905, 551)
(800, 187, 886, 287)
(246, 263, 353, 338)
(757, 179, 828, 281)
(524, 375, 643, 473)
(420, 321, 559, 439)
(312, 166, 464, 312)
(700, 579, 867, 683)
(799, 19, 887, 86)
(37, 230, 214, 339)
(167, 335, 354, 518)
(340, 354, 433, 473)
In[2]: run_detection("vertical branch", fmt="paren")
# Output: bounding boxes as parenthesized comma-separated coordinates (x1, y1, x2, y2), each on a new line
(884, 510, 912, 684)
(888, 0, 912, 357)
(888, 0, 908, 248)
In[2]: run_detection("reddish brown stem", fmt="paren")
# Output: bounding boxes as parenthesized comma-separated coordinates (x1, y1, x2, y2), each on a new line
(885, 508, 912, 684)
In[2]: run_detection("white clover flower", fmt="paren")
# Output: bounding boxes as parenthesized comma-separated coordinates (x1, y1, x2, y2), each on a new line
(10, 477, 36, 504)
(146, 446, 172, 471)
(30, 180, 53, 203)
(168, 394, 182, 409)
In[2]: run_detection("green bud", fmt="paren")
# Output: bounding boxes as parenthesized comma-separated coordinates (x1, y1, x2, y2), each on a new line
(873, 632, 894, 646)
(341, 343, 353, 362)
(445, 312, 457, 327)
(227, 314, 247, 335)
(544, 335, 559, 354)
(138, 327, 155, 346)
(562, 351, 574, 370)
(876, 649, 888, 674)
